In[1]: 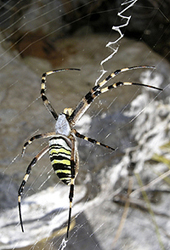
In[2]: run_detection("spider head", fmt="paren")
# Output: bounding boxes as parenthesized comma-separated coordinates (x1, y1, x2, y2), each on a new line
(63, 108, 74, 117)
(55, 113, 71, 136)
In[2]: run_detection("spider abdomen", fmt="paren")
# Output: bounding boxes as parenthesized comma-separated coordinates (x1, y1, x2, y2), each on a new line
(49, 135, 72, 185)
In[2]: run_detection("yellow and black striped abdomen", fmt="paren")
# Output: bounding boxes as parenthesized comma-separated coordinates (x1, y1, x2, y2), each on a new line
(49, 136, 72, 185)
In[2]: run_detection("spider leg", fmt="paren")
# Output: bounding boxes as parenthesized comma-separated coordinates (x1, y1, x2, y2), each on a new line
(99, 81, 162, 94)
(73, 129, 115, 151)
(94, 65, 155, 89)
(21, 132, 56, 156)
(66, 135, 77, 239)
(69, 66, 162, 125)
(41, 68, 80, 120)
(81, 81, 162, 114)
(18, 146, 49, 232)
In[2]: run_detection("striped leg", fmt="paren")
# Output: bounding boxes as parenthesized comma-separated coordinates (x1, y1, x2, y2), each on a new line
(99, 81, 162, 94)
(73, 129, 115, 151)
(66, 135, 77, 239)
(18, 146, 49, 232)
(93, 65, 156, 89)
(22, 132, 56, 156)
(69, 66, 162, 124)
(41, 68, 80, 120)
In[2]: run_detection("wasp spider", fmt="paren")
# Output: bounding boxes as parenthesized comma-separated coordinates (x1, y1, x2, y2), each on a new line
(18, 66, 162, 239)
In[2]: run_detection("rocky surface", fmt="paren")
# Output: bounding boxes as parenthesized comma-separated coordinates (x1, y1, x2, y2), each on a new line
(1, 1, 170, 62)
(1, 30, 170, 250)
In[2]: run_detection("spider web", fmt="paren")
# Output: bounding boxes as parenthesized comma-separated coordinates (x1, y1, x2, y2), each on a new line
(0, 1, 170, 250)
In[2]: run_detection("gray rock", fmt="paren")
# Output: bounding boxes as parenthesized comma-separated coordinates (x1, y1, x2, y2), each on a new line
(1, 33, 170, 250)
